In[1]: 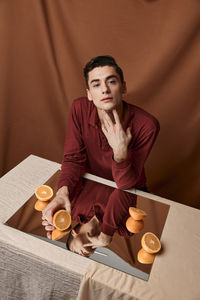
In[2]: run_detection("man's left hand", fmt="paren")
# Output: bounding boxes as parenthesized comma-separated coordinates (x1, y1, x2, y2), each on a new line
(101, 109, 132, 162)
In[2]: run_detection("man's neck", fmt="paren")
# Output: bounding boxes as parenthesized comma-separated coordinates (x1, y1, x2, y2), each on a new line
(97, 101, 126, 125)
(91, 215, 101, 234)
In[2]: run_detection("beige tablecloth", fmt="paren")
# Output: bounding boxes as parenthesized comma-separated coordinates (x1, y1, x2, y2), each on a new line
(0, 155, 200, 300)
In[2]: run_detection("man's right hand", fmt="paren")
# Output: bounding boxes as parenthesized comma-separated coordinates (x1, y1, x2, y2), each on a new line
(42, 186, 71, 239)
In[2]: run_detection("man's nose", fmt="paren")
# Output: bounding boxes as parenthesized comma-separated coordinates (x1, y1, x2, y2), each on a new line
(101, 82, 110, 94)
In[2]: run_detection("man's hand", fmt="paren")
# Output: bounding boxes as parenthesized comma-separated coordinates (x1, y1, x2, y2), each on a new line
(101, 109, 132, 162)
(84, 232, 112, 249)
(42, 186, 71, 239)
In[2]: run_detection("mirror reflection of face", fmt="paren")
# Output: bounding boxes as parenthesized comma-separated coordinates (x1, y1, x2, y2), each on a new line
(70, 231, 93, 256)
(87, 66, 126, 112)
(70, 221, 100, 257)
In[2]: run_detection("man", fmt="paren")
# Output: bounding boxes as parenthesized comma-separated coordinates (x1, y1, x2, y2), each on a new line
(42, 55, 159, 241)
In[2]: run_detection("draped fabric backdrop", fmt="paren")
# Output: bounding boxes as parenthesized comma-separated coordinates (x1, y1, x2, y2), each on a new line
(0, 0, 199, 208)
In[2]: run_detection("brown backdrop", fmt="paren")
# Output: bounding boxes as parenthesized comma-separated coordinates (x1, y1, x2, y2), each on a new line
(0, 0, 199, 208)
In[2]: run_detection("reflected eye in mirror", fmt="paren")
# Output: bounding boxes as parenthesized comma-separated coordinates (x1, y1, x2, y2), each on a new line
(87, 231, 93, 238)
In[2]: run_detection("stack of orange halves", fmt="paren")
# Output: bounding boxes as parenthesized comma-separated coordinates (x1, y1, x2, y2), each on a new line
(137, 232, 161, 264)
(126, 206, 161, 264)
(34, 185, 54, 211)
(51, 209, 71, 240)
(126, 207, 147, 233)
(34, 185, 71, 241)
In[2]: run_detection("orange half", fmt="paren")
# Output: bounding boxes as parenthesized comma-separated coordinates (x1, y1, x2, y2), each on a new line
(52, 227, 71, 241)
(52, 209, 71, 231)
(126, 217, 144, 233)
(34, 200, 49, 211)
(137, 248, 155, 264)
(129, 207, 147, 220)
(35, 185, 53, 201)
(141, 232, 161, 254)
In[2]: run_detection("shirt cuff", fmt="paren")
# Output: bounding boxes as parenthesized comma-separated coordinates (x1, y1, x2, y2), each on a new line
(112, 156, 130, 169)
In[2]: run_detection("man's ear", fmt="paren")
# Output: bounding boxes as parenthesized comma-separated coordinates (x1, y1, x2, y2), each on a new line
(87, 88, 93, 101)
(71, 229, 78, 238)
(122, 81, 127, 94)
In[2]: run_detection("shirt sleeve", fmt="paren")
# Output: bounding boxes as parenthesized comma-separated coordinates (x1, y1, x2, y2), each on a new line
(112, 118, 160, 189)
(100, 189, 136, 238)
(57, 100, 87, 196)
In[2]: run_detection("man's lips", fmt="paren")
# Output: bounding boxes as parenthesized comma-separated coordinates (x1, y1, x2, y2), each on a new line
(101, 97, 113, 102)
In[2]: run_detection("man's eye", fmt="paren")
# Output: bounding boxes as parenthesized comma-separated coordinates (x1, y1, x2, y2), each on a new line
(108, 80, 116, 85)
(93, 83, 100, 87)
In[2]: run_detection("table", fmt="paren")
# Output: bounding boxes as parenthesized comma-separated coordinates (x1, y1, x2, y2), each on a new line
(0, 155, 199, 299)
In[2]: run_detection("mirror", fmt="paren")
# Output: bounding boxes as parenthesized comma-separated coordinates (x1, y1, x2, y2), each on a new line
(5, 170, 170, 281)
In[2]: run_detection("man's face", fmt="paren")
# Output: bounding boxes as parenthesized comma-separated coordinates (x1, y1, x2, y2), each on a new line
(87, 66, 126, 112)
(70, 221, 100, 256)
(70, 231, 93, 256)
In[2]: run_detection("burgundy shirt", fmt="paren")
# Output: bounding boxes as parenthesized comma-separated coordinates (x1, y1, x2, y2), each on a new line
(71, 179, 137, 238)
(58, 97, 160, 195)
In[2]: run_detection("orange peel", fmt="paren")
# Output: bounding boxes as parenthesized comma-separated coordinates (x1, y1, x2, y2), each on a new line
(126, 217, 144, 233)
(52, 227, 71, 241)
(137, 248, 155, 264)
(34, 200, 49, 211)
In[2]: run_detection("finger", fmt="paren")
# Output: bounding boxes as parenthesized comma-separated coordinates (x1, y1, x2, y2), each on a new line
(42, 220, 55, 230)
(47, 231, 52, 239)
(42, 199, 56, 215)
(42, 220, 49, 226)
(102, 110, 113, 127)
(42, 201, 59, 225)
(42, 209, 53, 225)
(113, 109, 121, 126)
(45, 225, 55, 231)
(102, 115, 110, 130)
(101, 123, 108, 136)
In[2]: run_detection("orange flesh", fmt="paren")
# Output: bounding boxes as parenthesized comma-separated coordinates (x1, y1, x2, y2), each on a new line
(53, 210, 71, 231)
(35, 185, 53, 201)
(142, 232, 161, 254)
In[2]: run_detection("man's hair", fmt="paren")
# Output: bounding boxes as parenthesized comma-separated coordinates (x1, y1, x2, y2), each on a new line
(83, 55, 124, 88)
(66, 223, 81, 251)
